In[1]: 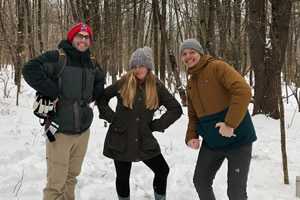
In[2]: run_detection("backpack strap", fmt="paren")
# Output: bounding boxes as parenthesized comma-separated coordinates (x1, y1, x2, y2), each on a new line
(52, 49, 67, 94)
(90, 55, 96, 69)
(52, 49, 67, 80)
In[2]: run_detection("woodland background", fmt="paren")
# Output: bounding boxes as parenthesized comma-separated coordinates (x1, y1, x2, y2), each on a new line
(0, 0, 300, 184)
(0, 0, 299, 116)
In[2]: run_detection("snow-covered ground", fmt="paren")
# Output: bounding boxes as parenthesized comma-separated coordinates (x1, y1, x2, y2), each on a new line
(0, 68, 299, 200)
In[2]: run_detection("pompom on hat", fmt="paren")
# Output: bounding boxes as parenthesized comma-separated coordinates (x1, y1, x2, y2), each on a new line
(67, 23, 93, 43)
(129, 47, 153, 70)
(180, 38, 204, 55)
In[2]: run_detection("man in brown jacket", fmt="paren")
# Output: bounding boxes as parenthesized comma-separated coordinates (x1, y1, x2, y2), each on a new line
(180, 38, 257, 200)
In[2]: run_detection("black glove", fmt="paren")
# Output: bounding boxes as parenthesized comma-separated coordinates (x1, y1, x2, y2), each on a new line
(33, 92, 55, 119)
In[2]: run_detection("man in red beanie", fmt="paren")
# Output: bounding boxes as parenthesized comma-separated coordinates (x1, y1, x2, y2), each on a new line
(22, 22, 105, 200)
(68, 22, 93, 52)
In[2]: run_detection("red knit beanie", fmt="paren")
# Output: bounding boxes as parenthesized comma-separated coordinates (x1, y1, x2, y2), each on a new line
(67, 23, 93, 43)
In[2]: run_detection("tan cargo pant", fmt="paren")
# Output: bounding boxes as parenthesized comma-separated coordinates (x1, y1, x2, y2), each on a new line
(43, 129, 90, 200)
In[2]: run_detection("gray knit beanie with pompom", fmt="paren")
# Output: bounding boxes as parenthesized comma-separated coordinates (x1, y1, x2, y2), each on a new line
(129, 47, 153, 70)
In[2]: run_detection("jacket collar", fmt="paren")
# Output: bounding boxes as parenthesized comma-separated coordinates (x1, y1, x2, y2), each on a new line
(58, 40, 91, 61)
(188, 55, 214, 75)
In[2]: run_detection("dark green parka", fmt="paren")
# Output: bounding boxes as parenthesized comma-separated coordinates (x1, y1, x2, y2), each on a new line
(97, 78, 182, 162)
(22, 40, 105, 134)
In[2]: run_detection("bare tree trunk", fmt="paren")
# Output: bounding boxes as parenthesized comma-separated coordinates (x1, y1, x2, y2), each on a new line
(232, 0, 242, 72)
(208, 0, 216, 50)
(271, 0, 292, 185)
(173, 0, 183, 43)
(294, 1, 300, 91)
(0, 1, 16, 68)
(69, 0, 78, 22)
(216, 0, 227, 58)
(90, 0, 101, 58)
(144, 11, 152, 46)
(25, 0, 35, 58)
(103, 0, 116, 83)
(132, 0, 137, 50)
(197, 0, 217, 57)
(16, 0, 25, 105)
(81, 0, 89, 23)
(137, 0, 145, 47)
(38, 0, 43, 54)
(44, 0, 50, 49)
(125, 0, 132, 71)
(101, 0, 110, 77)
(248, 0, 278, 118)
(116, 0, 123, 77)
(160, 0, 166, 83)
(111, 1, 117, 82)
(277, 70, 289, 184)
(242, 0, 249, 77)
(152, 0, 159, 75)
(294, 4, 300, 90)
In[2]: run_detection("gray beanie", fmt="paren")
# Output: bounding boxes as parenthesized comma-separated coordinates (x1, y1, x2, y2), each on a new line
(129, 47, 153, 70)
(179, 38, 204, 55)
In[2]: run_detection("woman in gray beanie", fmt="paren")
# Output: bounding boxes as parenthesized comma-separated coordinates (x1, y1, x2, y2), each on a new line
(180, 38, 257, 200)
(97, 47, 182, 200)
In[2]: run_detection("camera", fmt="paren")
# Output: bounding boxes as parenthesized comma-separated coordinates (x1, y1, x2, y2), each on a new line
(44, 121, 59, 142)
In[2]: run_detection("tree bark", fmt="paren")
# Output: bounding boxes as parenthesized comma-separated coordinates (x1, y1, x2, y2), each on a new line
(152, 0, 159, 76)
(197, 0, 217, 57)
(69, 0, 78, 22)
(160, 0, 166, 83)
(132, 0, 137, 50)
(25, 0, 35, 58)
(248, 0, 278, 118)
(233, 0, 242, 72)
(37, 0, 43, 54)
(116, 0, 123, 77)
(103, 0, 111, 80)
(208, 0, 216, 51)
(16, 0, 25, 105)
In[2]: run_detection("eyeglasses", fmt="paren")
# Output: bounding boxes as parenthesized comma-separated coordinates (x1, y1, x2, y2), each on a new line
(75, 34, 91, 40)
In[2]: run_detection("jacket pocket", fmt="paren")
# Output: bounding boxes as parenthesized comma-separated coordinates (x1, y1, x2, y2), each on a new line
(196, 118, 235, 149)
(196, 108, 235, 149)
(106, 124, 127, 151)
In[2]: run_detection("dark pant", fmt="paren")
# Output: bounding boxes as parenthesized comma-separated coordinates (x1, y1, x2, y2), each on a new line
(114, 154, 169, 198)
(193, 144, 252, 200)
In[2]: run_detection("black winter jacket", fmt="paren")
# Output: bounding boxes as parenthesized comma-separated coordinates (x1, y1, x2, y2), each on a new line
(97, 79, 182, 162)
(22, 40, 105, 134)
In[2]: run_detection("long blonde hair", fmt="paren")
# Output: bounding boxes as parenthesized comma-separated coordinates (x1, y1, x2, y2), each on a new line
(118, 71, 159, 110)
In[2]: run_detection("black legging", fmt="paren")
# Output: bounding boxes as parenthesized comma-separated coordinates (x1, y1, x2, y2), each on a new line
(114, 154, 170, 198)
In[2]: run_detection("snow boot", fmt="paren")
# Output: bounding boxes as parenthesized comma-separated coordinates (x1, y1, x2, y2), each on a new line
(154, 191, 166, 200)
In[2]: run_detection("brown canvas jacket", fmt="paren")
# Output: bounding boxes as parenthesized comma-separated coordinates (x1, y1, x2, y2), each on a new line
(185, 55, 252, 144)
